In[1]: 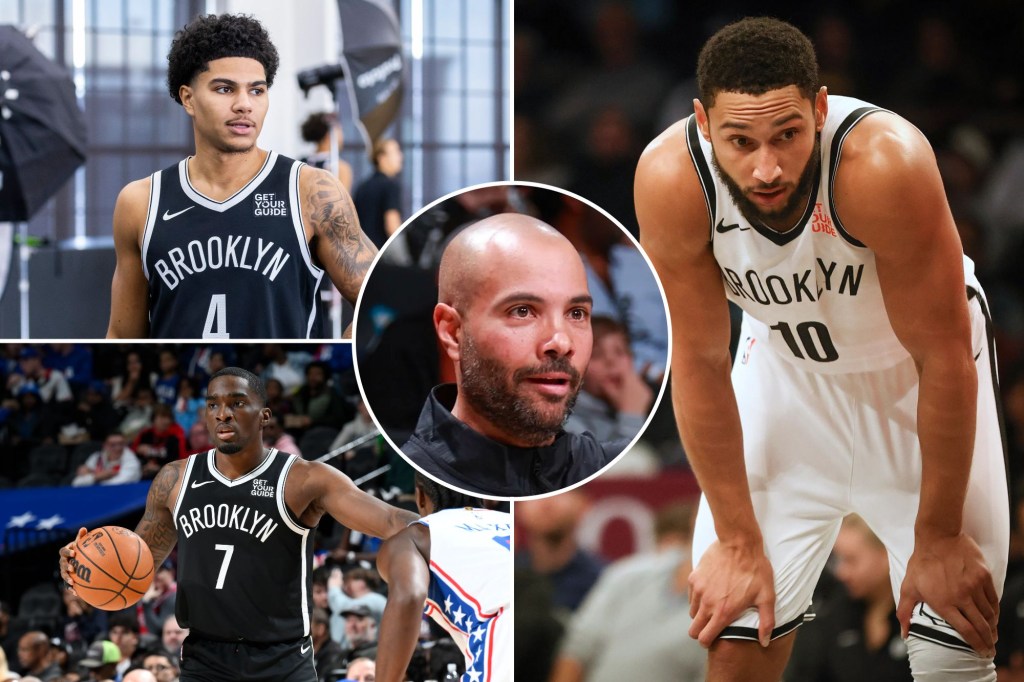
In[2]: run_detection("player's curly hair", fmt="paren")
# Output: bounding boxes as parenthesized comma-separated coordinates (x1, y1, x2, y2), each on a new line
(166, 13, 280, 104)
(697, 17, 818, 107)
(415, 473, 480, 512)
(210, 367, 267, 406)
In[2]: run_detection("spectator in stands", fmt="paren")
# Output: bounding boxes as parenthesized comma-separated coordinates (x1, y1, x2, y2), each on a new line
(16, 631, 60, 681)
(141, 652, 179, 682)
(7, 348, 73, 405)
(549, 502, 704, 682)
(340, 605, 378, 663)
(124, 668, 157, 682)
(160, 616, 186, 656)
(9, 385, 60, 460)
(565, 316, 653, 443)
(328, 567, 386, 647)
(44, 344, 92, 395)
(0, 601, 16, 675)
(107, 614, 140, 680)
(140, 565, 177, 636)
(328, 397, 376, 462)
(171, 377, 203, 437)
(262, 345, 308, 395)
(70, 432, 141, 487)
(186, 422, 211, 456)
(311, 607, 346, 681)
(153, 351, 180, 407)
(262, 414, 301, 457)
(78, 640, 120, 682)
(111, 352, 154, 410)
(786, 515, 911, 682)
(70, 381, 120, 443)
(285, 361, 350, 433)
(516, 490, 604, 612)
(353, 138, 403, 248)
(264, 378, 293, 421)
(133, 405, 186, 479)
(59, 590, 107, 660)
(345, 657, 375, 682)
(118, 387, 155, 441)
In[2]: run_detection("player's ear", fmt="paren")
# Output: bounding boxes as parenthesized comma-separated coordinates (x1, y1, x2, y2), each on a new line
(815, 86, 828, 132)
(434, 303, 462, 362)
(694, 99, 711, 141)
(179, 84, 195, 115)
(260, 407, 271, 426)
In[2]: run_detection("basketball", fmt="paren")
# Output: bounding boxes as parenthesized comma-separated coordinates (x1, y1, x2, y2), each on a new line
(71, 526, 154, 610)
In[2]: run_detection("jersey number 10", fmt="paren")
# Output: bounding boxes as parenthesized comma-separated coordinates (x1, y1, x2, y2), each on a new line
(769, 320, 839, 363)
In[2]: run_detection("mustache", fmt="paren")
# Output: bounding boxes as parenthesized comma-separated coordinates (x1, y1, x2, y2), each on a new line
(512, 357, 582, 385)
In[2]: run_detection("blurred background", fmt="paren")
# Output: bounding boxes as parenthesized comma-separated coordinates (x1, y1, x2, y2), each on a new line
(0, 0, 510, 337)
(515, 1, 1024, 680)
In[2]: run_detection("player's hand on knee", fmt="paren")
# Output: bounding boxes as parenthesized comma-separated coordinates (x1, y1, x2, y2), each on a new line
(897, 532, 998, 657)
(58, 527, 89, 595)
(687, 539, 776, 648)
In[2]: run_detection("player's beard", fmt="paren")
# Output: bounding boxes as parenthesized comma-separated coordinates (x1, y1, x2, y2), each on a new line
(218, 442, 244, 455)
(712, 132, 821, 229)
(458, 332, 582, 447)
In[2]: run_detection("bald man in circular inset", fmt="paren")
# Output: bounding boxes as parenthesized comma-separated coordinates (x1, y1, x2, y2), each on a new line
(401, 213, 626, 497)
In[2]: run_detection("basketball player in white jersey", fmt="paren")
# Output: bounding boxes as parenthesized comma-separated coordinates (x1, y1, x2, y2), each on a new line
(375, 475, 511, 682)
(635, 17, 1008, 682)
(106, 14, 376, 339)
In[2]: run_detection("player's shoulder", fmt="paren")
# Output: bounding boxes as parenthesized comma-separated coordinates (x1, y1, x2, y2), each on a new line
(837, 109, 935, 181)
(115, 176, 153, 212)
(150, 458, 188, 506)
(635, 117, 711, 248)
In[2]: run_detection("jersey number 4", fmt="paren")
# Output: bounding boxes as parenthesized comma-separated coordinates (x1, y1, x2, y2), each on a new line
(204, 294, 230, 338)
(770, 320, 839, 362)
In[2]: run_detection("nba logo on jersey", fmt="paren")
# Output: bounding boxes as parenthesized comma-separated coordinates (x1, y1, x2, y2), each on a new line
(741, 336, 756, 365)
(251, 479, 274, 498)
(254, 193, 287, 216)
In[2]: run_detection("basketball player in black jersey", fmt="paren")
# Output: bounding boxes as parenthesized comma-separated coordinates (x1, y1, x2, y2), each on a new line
(59, 367, 418, 682)
(107, 14, 376, 339)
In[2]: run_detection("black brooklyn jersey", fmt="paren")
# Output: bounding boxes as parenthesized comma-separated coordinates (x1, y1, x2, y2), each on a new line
(142, 152, 328, 339)
(172, 449, 314, 642)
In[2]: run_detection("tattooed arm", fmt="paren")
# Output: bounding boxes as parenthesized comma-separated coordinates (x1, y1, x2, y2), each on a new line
(59, 461, 181, 593)
(133, 461, 182, 566)
(300, 165, 378, 338)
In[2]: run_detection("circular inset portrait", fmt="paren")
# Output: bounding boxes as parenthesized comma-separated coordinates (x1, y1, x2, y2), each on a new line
(353, 182, 669, 499)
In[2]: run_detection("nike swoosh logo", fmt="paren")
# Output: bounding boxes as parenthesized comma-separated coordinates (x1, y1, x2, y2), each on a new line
(974, 350, 982, 361)
(715, 219, 749, 233)
(191, 480, 214, 489)
(163, 207, 194, 221)
(300, 644, 311, 654)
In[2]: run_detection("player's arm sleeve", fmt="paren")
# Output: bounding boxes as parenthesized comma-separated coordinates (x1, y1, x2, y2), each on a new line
(635, 123, 760, 545)
(374, 529, 430, 682)
(834, 113, 976, 538)
(300, 165, 378, 328)
(107, 179, 151, 338)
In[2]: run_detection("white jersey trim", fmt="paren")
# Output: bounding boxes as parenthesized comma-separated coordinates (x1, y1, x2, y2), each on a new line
(140, 171, 162, 281)
(179, 152, 277, 212)
(206, 448, 278, 487)
(287, 161, 327, 339)
(275, 454, 311, 635)
(171, 454, 197, 529)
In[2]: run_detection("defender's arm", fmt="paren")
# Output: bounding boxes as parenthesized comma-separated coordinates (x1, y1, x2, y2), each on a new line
(107, 179, 151, 338)
(636, 120, 774, 646)
(374, 525, 431, 682)
(835, 112, 997, 655)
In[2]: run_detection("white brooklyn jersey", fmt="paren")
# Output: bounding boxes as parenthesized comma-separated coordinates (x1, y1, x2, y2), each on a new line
(687, 95, 977, 374)
(417, 508, 511, 682)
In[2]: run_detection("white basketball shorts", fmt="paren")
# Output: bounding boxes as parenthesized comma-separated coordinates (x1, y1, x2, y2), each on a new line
(691, 287, 1009, 649)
